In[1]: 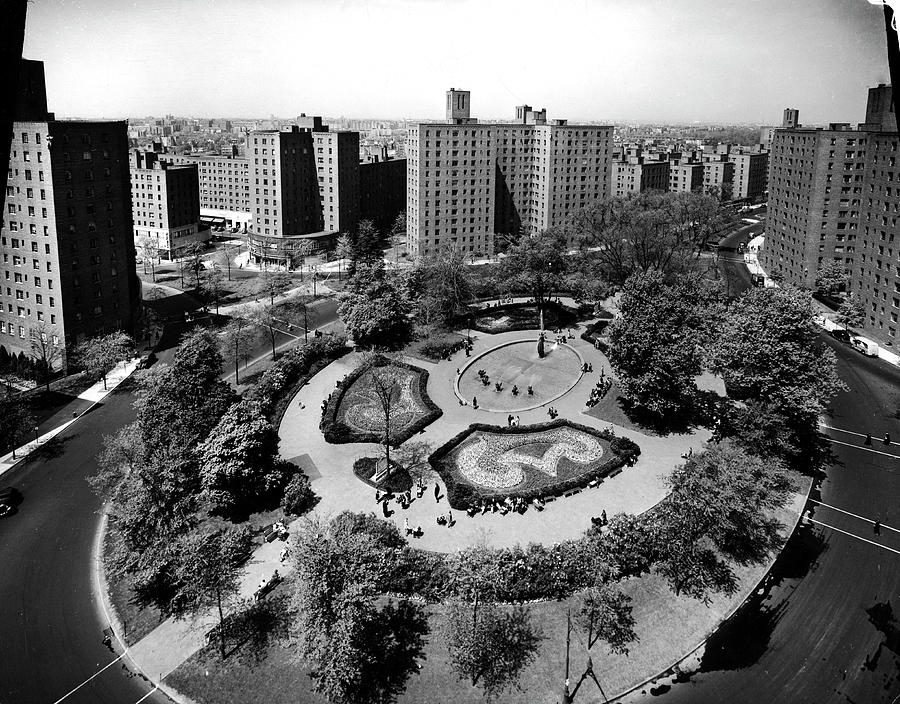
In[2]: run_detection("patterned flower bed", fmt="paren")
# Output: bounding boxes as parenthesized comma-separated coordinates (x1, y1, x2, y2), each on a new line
(320, 355, 442, 445)
(429, 419, 640, 509)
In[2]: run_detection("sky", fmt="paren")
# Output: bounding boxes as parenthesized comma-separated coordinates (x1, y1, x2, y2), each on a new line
(22, 0, 894, 125)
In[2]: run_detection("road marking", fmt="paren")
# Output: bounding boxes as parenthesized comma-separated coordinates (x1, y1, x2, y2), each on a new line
(132, 685, 159, 703)
(52, 653, 125, 703)
(821, 423, 872, 439)
(808, 498, 900, 534)
(826, 438, 900, 460)
(806, 516, 900, 556)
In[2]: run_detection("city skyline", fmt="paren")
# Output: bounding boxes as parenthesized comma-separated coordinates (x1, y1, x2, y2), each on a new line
(24, 0, 890, 125)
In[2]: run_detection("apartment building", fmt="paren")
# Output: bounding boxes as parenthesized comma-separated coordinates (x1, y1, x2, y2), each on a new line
(360, 158, 407, 235)
(701, 155, 735, 198)
(406, 89, 613, 258)
(130, 151, 210, 259)
(761, 84, 900, 344)
(165, 149, 251, 229)
(728, 151, 768, 200)
(1, 61, 139, 364)
(669, 162, 704, 193)
(610, 157, 670, 197)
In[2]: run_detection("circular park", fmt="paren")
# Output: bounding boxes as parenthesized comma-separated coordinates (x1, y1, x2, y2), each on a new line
(456, 337, 584, 412)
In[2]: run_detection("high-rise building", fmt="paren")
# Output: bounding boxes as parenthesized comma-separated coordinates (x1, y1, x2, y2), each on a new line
(669, 162, 704, 193)
(610, 157, 670, 197)
(1, 60, 139, 365)
(360, 158, 407, 235)
(701, 155, 735, 198)
(761, 85, 900, 344)
(164, 148, 251, 230)
(728, 151, 768, 200)
(130, 151, 210, 260)
(407, 89, 613, 258)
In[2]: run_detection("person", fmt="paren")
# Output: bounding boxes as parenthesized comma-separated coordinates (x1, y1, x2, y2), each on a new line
(865, 433, 872, 446)
(434, 483, 441, 502)
(508, 414, 514, 427)
(588, 363, 593, 373)
(512, 384, 518, 396)
(382, 501, 392, 517)
(375, 489, 382, 503)
(885, 433, 892, 446)
(601, 509, 607, 526)
(874, 518, 882, 535)
(404, 517, 411, 536)
(447, 510, 454, 526)
(473, 396, 478, 409)
(280, 546, 289, 562)
(515, 415, 520, 426)
(528, 385, 533, 395)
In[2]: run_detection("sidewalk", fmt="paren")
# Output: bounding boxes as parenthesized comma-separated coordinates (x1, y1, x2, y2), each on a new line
(0, 358, 140, 478)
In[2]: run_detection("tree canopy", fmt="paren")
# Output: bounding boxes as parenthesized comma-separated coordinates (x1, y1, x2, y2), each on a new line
(338, 264, 412, 349)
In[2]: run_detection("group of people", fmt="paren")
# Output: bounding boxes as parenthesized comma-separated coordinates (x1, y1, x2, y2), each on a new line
(476, 369, 492, 387)
(580, 362, 594, 373)
(864, 432, 891, 446)
(507, 414, 522, 427)
(546, 407, 560, 419)
(586, 369, 613, 408)
(590, 510, 608, 528)
(466, 495, 542, 517)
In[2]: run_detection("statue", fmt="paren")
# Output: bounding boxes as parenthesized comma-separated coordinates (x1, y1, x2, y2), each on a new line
(537, 333, 545, 358)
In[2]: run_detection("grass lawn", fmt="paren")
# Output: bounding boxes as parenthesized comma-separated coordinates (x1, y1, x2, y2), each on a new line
(164, 483, 807, 704)
(584, 380, 663, 436)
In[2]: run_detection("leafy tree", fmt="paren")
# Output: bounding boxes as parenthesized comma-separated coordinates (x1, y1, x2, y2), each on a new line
(335, 233, 353, 281)
(29, 322, 64, 390)
(709, 285, 844, 463)
(815, 259, 849, 297)
(835, 293, 865, 328)
(650, 440, 794, 600)
(214, 242, 236, 280)
(198, 398, 291, 514)
(290, 239, 315, 280)
(220, 317, 256, 383)
(498, 229, 569, 329)
(180, 240, 206, 291)
(251, 304, 281, 361)
(72, 331, 135, 390)
(607, 272, 722, 428)
(390, 210, 406, 241)
(281, 472, 318, 516)
(291, 512, 427, 704)
(352, 219, 386, 268)
(138, 235, 160, 280)
(444, 600, 543, 700)
(0, 396, 35, 458)
(170, 526, 252, 659)
(575, 583, 636, 654)
(258, 267, 292, 305)
(338, 264, 411, 349)
(412, 244, 474, 327)
(201, 263, 226, 314)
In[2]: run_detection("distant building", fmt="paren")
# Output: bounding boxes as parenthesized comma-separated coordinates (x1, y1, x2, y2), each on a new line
(360, 158, 407, 235)
(728, 151, 768, 200)
(1, 60, 139, 364)
(610, 157, 670, 197)
(668, 162, 704, 193)
(761, 84, 900, 344)
(701, 155, 735, 198)
(130, 151, 210, 260)
(164, 148, 251, 231)
(406, 89, 613, 258)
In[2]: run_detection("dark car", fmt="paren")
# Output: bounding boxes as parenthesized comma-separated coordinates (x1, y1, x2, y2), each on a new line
(0, 487, 21, 517)
(830, 328, 853, 344)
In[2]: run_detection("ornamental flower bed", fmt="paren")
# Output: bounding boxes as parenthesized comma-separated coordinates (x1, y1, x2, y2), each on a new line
(320, 355, 442, 445)
(429, 419, 640, 509)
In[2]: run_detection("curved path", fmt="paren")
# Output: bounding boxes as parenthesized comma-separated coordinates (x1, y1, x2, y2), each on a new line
(279, 326, 714, 552)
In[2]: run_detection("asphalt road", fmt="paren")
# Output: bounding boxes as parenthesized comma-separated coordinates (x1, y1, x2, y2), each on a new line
(714, 215, 766, 297)
(0, 388, 168, 704)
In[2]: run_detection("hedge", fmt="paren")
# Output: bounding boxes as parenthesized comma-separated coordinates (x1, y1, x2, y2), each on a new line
(428, 419, 641, 510)
(418, 336, 467, 361)
(246, 334, 349, 425)
(320, 355, 443, 445)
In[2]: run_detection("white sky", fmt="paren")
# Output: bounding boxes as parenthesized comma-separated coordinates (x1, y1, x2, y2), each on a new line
(23, 0, 892, 124)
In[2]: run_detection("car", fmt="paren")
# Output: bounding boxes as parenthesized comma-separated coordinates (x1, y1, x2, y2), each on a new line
(0, 487, 20, 518)
(829, 328, 853, 344)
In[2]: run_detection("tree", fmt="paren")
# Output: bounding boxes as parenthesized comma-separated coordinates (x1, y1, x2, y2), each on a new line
(138, 235, 160, 280)
(649, 441, 794, 600)
(219, 317, 256, 383)
(170, 526, 251, 659)
(390, 210, 406, 242)
(281, 472, 318, 516)
(575, 583, 636, 654)
(0, 396, 35, 458)
(181, 241, 206, 291)
(335, 233, 353, 281)
(444, 600, 543, 700)
(835, 293, 865, 328)
(412, 244, 474, 328)
(72, 331, 135, 390)
(607, 271, 722, 429)
(338, 264, 412, 349)
(291, 512, 427, 704)
(29, 322, 64, 390)
(201, 263, 226, 314)
(214, 243, 236, 281)
(290, 239, 315, 281)
(709, 285, 845, 464)
(352, 219, 386, 268)
(251, 304, 281, 361)
(498, 229, 569, 330)
(258, 267, 292, 305)
(367, 360, 403, 479)
(815, 259, 849, 297)
(198, 398, 291, 514)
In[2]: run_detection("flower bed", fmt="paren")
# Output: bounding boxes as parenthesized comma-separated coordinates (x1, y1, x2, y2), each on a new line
(320, 355, 442, 445)
(429, 419, 640, 509)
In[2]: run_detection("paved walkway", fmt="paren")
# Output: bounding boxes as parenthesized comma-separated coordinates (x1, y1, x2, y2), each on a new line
(278, 322, 718, 552)
(0, 358, 140, 478)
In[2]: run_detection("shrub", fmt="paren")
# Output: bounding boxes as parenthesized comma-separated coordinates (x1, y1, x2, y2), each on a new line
(419, 337, 467, 361)
(281, 472, 320, 517)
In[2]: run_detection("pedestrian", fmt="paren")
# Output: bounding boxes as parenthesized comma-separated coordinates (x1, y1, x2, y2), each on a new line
(434, 483, 441, 502)
(473, 396, 478, 408)
(885, 433, 892, 446)
(508, 414, 514, 427)
(447, 510, 454, 526)
(865, 432, 872, 446)
(404, 517, 411, 536)
(874, 518, 882, 535)
(601, 509, 608, 526)
(515, 415, 520, 427)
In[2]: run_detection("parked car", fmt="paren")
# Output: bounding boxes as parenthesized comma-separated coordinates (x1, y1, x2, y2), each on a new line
(829, 328, 853, 344)
(0, 487, 21, 517)
(851, 336, 879, 357)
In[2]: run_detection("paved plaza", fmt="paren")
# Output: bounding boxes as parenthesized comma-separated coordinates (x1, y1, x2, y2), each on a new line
(278, 322, 719, 552)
